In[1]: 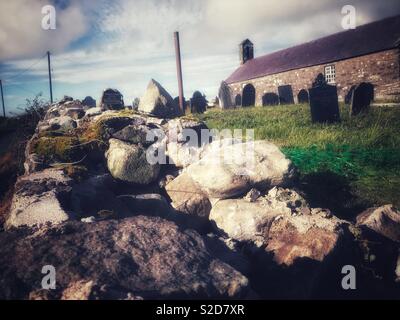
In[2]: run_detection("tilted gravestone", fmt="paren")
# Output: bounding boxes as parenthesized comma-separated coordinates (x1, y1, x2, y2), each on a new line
(308, 74, 340, 123)
(350, 82, 374, 116)
(218, 81, 233, 109)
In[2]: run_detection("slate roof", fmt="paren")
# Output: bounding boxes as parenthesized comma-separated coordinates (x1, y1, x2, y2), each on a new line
(226, 15, 400, 84)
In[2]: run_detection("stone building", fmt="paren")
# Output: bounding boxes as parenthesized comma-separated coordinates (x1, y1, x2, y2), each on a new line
(224, 15, 400, 107)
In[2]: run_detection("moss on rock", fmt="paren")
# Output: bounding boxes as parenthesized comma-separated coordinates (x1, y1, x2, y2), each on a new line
(32, 136, 81, 164)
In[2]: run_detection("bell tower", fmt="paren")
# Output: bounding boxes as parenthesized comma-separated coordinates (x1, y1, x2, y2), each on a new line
(239, 39, 254, 65)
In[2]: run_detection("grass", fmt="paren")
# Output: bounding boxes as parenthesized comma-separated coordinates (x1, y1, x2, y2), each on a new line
(195, 104, 400, 218)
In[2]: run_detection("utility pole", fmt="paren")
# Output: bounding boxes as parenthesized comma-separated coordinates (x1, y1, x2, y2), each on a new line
(174, 32, 184, 114)
(47, 51, 53, 104)
(0, 80, 5, 118)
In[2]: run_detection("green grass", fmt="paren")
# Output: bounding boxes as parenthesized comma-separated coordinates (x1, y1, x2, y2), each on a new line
(196, 104, 400, 218)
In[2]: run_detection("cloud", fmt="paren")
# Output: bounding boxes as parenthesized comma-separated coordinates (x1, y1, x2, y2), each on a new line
(0, 0, 88, 60)
(1, 0, 399, 111)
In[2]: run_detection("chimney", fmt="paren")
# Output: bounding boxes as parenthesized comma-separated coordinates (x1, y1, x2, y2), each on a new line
(239, 39, 254, 65)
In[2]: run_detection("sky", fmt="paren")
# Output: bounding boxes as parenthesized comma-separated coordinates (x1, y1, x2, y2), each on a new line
(0, 0, 399, 115)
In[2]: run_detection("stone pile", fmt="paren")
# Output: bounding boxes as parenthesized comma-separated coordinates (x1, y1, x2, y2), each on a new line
(1, 80, 399, 300)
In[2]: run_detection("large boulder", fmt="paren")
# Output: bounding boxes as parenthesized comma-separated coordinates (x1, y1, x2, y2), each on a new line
(138, 79, 181, 118)
(5, 169, 74, 230)
(0, 216, 250, 299)
(356, 205, 400, 243)
(265, 212, 349, 266)
(186, 141, 295, 198)
(105, 138, 160, 184)
(210, 198, 280, 246)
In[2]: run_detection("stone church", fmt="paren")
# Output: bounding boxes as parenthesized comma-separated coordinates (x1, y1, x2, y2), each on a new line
(223, 15, 400, 107)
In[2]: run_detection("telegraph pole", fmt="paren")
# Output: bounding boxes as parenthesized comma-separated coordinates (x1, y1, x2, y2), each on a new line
(174, 32, 184, 114)
(0, 80, 5, 118)
(47, 51, 53, 103)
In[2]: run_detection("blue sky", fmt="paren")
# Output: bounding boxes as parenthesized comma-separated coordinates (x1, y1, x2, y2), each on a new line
(0, 0, 399, 116)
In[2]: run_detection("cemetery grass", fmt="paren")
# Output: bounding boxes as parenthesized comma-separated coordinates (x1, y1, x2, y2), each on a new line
(196, 104, 400, 219)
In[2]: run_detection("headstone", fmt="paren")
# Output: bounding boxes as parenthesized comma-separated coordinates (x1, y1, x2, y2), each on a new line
(262, 92, 279, 106)
(297, 89, 309, 104)
(173, 96, 186, 113)
(190, 91, 207, 114)
(350, 82, 374, 116)
(82, 96, 96, 108)
(100, 89, 124, 110)
(308, 74, 340, 123)
(218, 81, 233, 109)
(278, 85, 294, 104)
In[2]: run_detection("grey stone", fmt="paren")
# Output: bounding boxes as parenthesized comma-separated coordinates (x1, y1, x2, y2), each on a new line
(138, 79, 181, 118)
(105, 138, 160, 185)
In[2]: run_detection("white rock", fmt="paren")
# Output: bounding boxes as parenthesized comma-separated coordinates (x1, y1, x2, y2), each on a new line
(186, 140, 295, 198)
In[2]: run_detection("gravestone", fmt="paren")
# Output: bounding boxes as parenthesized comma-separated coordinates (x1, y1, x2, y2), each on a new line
(190, 91, 207, 114)
(350, 82, 374, 116)
(82, 96, 96, 108)
(278, 85, 294, 104)
(297, 89, 309, 104)
(262, 92, 279, 106)
(174, 96, 186, 113)
(218, 81, 233, 109)
(235, 94, 242, 107)
(308, 74, 340, 123)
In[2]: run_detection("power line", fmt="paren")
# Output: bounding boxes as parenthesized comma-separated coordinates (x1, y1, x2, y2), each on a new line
(2, 80, 42, 96)
(3, 53, 47, 82)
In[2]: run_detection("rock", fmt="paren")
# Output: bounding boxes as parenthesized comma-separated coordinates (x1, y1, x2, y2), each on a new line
(138, 79, 181, 118)
(146, 117, 167, 126)
(0, 216, 250, 299)
(70, 174, 131, 218)
(118, 194, 172, 216)
(81, 216, 96, 223)
(186, 141, 295, 198)
(5, 169, 74, 230)
(97, 116, 143, 140)
(210, 188, 316, 247)
(264, 187, 310, 216)
(165, 172, 211, 221)
(61, 107, 85, 120)
(112, 125, 153, 146)
(210, 198, 281, 246)
(244, 188, 261, 202)
(356, 205, 400, 243)
(85, 107, 103, 117)
(105, 138, 160, 184)
(59, 95, 74, 104)
(44, 106, 60, 120)
(165, 118, 209, 167)
(265, 213, 349, 266)
(48, 116, 77, 131)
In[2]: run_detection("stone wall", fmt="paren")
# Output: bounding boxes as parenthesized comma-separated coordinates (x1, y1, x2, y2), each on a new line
(227, 48, 400, 105)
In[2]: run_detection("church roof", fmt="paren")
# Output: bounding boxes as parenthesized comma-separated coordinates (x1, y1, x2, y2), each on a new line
(226, 15, 400, 84)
